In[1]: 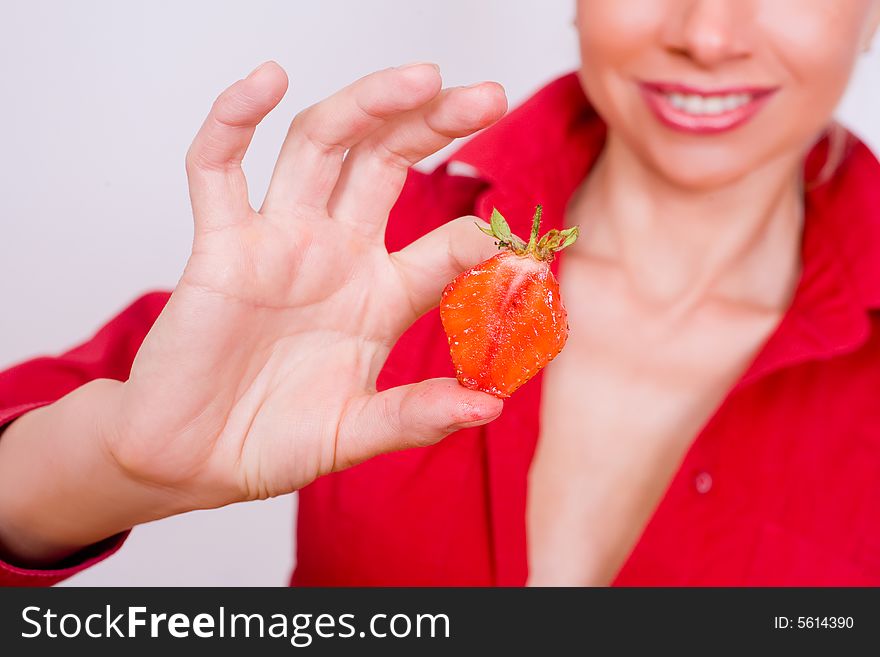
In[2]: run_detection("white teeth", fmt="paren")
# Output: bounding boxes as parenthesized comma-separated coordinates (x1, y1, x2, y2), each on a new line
(704, 97, 724, 114)
(684, 95, 703, 114)
(663, 92, 752, 115)
(668, 93, 686, 110)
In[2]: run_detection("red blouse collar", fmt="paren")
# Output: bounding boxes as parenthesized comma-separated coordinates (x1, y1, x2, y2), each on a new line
(446, 71, 880, 585)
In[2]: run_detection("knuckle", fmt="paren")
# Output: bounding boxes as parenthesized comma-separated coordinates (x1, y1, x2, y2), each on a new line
(370, 141, 417, 170)
(184, 144, 206, 172)
(353, 90, 391, 122)
(185, 145, 232, 175)
(184, 145, 199, 172)
(403, 386, 443, 448)
(184, 149, 210, 178)
(454, 214, 485, 230)
(288, 108, 345, 156)
(378, 393, 404, 442)
(212, 84, 259, 129)
(448, 215, 491, 265)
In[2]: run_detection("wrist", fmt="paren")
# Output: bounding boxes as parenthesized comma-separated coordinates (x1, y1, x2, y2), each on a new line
(0, 379, 181, 566)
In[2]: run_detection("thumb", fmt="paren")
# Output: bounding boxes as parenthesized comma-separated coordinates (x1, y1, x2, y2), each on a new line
(333, 378, 503, 471)
(390, 215, 501, 325)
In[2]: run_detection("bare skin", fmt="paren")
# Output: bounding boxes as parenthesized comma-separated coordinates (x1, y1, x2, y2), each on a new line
(527, 0, 880, 586)
(2, 1, 879, 582)
(0, 63, 508, 566)
(527, 134, 801, 586)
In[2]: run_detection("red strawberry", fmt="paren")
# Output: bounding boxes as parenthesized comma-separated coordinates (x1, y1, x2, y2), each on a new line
(440, 205, 579, 398)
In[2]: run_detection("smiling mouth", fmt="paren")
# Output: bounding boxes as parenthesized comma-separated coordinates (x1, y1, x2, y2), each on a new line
(638, 81, 779, 134)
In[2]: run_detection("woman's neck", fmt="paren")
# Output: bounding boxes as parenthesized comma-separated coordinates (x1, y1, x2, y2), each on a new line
(570, 132, 804, 314)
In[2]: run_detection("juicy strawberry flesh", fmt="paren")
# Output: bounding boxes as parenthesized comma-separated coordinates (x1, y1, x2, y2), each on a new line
(440, 251, 569, 398)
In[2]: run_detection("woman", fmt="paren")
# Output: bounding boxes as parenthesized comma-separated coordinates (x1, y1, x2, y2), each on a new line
(1, 0, 879, 586)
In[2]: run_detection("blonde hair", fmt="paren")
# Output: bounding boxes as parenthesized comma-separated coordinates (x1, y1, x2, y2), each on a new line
(807, 122, 856, 190)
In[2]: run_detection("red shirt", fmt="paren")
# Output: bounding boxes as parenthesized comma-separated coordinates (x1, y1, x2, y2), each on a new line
(2, 73, 880, 586)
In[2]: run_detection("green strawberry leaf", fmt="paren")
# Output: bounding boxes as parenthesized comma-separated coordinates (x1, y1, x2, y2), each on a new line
(489, 208, 514, 244)
(558, 226, 579, 250)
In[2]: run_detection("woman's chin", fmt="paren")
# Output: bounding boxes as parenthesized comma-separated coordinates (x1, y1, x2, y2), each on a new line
(644, 149, 758, 192)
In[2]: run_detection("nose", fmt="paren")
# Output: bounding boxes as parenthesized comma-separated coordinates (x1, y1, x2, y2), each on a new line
(663, 0, 753, 68)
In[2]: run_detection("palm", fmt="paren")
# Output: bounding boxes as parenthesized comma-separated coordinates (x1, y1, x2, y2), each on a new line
(107, 62, 507, 509)
(167, 211, 413, 499)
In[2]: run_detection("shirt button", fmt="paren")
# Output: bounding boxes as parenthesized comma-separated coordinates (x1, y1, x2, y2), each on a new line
(694, 471, 713, 494)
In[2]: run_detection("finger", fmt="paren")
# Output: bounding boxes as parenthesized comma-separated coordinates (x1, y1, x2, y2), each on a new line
(390, 215, 501, 324)
(260, 63, 442, 216)
(328, 82, 506, 239)
(333, 378, 503, 470)
(186, 61, 289, 231)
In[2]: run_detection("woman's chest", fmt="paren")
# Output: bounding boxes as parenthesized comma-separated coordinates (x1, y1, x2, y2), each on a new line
(526, 257, 783, 585)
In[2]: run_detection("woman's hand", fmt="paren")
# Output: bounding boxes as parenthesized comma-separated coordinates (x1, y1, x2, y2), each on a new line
(0, 62, 507, 564)
(118, 62, 508, 504)
(113, 62, 506, 507)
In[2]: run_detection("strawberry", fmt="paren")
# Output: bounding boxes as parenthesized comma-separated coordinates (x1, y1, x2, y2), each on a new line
(440, 205, 579, 398)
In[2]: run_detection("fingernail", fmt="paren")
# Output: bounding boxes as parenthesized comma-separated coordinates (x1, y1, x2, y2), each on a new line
(247, 61, 272, 78)
(448, 410, 502, 432)
(451, 418, 493, 430)
(398, 61, 440, 71)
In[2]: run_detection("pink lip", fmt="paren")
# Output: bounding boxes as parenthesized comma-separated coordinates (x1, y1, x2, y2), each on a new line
(637, 81, 779, 135)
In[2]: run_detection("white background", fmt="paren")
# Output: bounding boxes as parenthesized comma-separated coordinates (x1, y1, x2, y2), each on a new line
(1, 1, 877, 586)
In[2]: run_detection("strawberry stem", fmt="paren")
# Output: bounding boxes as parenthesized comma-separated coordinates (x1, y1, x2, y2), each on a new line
(526, 205, 543, 253)
(478, 205, 578, 261)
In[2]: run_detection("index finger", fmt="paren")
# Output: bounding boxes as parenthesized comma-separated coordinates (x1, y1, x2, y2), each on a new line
(260, 63, 443, 216)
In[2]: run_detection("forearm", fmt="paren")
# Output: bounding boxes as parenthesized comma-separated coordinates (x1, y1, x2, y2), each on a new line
(0, 379, 179, 567)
